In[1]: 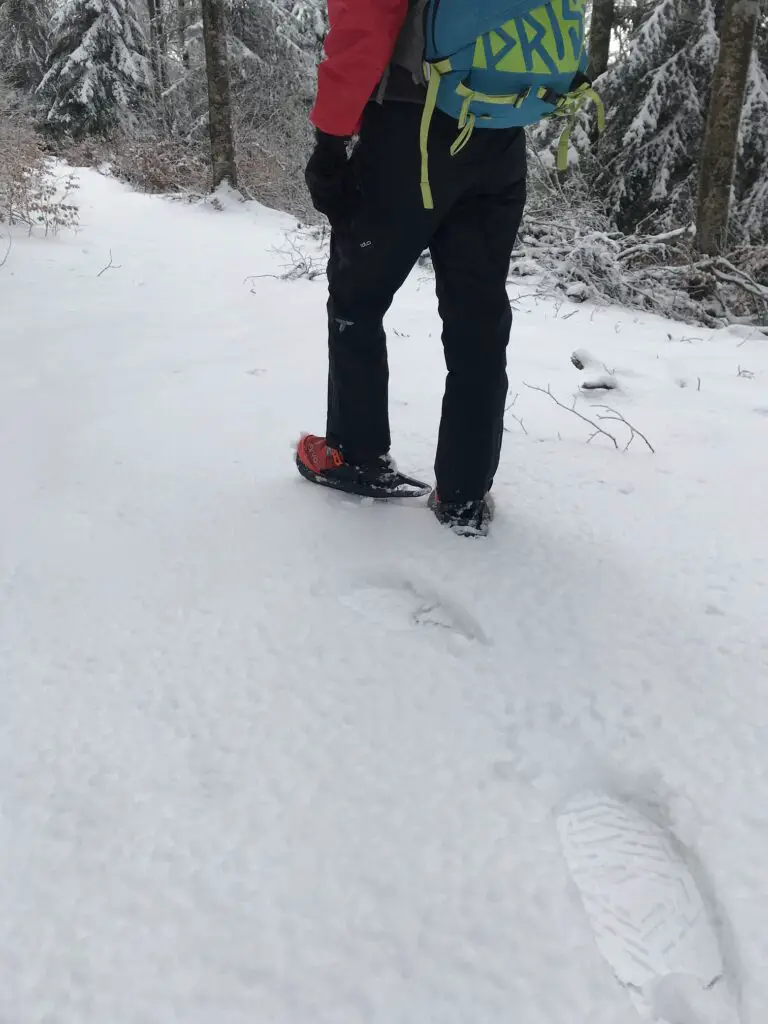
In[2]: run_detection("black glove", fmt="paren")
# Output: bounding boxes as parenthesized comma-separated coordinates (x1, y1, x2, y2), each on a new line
(305, 129, 356, 225)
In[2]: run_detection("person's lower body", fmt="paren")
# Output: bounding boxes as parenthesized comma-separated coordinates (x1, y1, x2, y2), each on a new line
(299, 100, 527, 526)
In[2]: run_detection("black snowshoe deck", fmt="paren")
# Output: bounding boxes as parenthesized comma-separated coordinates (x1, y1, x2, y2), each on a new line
(296, 453, 431, 499)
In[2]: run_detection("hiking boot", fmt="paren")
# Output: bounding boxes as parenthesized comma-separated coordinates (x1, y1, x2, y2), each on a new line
(428, 489, 495, 537)
(296, 434, 431, 499)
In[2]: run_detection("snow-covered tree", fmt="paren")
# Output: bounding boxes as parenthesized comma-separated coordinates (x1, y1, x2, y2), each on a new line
(0, 0, 52, 93)
(223, 0, 322, 208)
(733, 47, 768, 245)
(285, 0, 327, 61)
(158, 0, 324, 141)
(227, 0, 320, 107)
(534, 0, 768, 245)
(594, 0, 720, 234)
(38, 0, 152, 138)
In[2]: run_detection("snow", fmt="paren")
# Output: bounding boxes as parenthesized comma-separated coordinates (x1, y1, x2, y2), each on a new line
(2, 167, 768, 1023)
(557, 792, 737, 1023)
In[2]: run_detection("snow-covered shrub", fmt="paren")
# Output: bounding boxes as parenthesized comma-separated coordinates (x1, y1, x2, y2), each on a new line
(108, 134, 210, 194)
(234, 123, 314, 218)
(103, 120, 314, 217)
(512, 216, 768, 328)
(0, 95, 79, 232)
(525, 144, 609, 237)
(37, 0, 152, 139)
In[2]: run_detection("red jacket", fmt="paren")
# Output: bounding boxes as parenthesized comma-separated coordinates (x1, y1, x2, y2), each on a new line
(310, 0, 410, 137)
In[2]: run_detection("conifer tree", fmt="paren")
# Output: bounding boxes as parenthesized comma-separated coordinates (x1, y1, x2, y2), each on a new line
(595, 0, 719, 233)
(0, 0, 52, 93)
(38, 0, 152, 138)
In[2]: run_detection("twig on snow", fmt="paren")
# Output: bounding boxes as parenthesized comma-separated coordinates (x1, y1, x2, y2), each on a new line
(523, 384, 655, 453)
(0, 235, 11, 270)
(97, 249, 121, 277)
(244, 272, 281, 288)
(505, 393, 528, 434)
(593, 405, 655, 453)
(523, 382, 620, 449)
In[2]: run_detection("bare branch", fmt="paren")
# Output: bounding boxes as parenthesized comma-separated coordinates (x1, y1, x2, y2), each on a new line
(504, 413, 528, 435)
(524, 384, 656, 453)
(0, 235, 11, 270)
(244, 272, 281, 288)
(593, 405, 656, 453)
(503, 392, 529, 435)
(97, 250, 121, 277)
(523, 382, 619, 449)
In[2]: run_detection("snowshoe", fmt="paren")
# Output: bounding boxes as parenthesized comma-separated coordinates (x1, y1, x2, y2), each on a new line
(428, 489, 495, 537)
(296, 434, 431, 499)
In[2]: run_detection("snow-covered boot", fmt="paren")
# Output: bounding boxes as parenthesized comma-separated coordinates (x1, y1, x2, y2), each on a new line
(428, 489, 495, 537)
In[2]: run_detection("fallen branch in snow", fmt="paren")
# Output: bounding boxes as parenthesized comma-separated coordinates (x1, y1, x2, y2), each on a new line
(524, 383, 620, 449)
(97, 250, 121, 277)
(593, 405, 655, 453)
(0, 234, 10, 270)
(276, 235, 325, 280)
(246, 235, 325, 287)
(523, 383, 655, 453)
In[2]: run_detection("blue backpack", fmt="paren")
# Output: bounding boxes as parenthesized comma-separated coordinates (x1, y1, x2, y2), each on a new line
(417, 0, 604, 207)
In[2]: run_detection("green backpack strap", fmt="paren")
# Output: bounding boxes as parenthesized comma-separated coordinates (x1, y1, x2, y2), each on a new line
(552, 82, 606, 172)
(420, 59, 452, 210)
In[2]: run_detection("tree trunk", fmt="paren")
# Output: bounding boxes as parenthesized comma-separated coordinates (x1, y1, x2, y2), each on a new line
(177, 0, 190, 68)
(156, 2, 168, 89)
(201, 0, 237, 188)
(146, 0, 160, 88)
(588, 0, 615, 80)
(696, 0, 759, 255)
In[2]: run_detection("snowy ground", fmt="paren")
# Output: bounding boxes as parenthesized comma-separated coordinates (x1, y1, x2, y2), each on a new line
(1, 169, 767, 1024)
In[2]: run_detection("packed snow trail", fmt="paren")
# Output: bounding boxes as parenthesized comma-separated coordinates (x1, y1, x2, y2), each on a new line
(1, 170, 767, 1023)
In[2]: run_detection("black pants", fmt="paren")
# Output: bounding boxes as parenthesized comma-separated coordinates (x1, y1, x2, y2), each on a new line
(326, 100, 527, 502)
